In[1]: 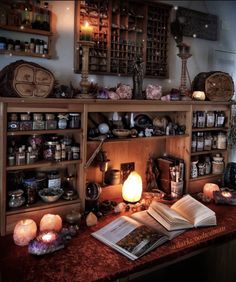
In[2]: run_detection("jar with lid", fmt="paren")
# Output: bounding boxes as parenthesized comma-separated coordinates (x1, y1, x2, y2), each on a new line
(206, 111, 215, 127)
(8, 147, 15, 166)
(58, 113, 68, 129)
(212, 133, 218, 149)
(8, 189, 25, 208)
(197, 161, 205, 176)
(33, 113, 45, 130)
(215, 111, 225, 128)
(71, 144, 80, 160)
(196, 132, 204, 152)
(8, 113, 20, 131)
(48, 170, 61, 189)
(20, 113, 33, 131)
(69, 113, 80, 129)
(45, 113, 57, 130)
(217, 132, 227, 150)
(191, 133, 197, 152)
(43, 140, 58, 160)
(212, 154, 224, 174)
(23, 177, 37, 205)
(197, 111, 206, 128)
(203, 132, 212, 151)
(204, 156, 212, 175)
(15, 147, 26, 165)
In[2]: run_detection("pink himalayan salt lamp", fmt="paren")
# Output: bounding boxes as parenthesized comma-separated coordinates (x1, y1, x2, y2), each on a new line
(40, 214, 62, 232)
(13, 219, 37, 246)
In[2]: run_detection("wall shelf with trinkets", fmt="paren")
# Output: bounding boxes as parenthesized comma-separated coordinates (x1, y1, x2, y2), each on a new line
(74, 0, 171, 78)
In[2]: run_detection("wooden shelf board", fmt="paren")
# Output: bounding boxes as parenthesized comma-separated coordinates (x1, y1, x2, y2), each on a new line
(0, 24, 53, 36)
(191, 149, 227, 156)
(7, 128, 82, 136)
(189, 174, 223, 182)
(0, 49, 52, 59)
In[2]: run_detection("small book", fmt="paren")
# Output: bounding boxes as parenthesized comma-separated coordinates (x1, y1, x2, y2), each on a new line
(91, 209, 184, 260)
(147, 194, 217, 231)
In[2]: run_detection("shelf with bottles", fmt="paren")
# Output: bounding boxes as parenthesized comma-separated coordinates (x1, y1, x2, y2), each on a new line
(6, 166, 80, 212)
(189, 173, 223, 182)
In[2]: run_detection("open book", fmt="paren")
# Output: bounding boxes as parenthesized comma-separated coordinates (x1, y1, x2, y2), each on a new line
(147, 194, 217, 231)
(91, 210, 184, 260)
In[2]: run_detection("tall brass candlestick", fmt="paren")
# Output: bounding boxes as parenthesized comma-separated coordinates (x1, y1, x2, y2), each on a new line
(77, 41, 95, 98)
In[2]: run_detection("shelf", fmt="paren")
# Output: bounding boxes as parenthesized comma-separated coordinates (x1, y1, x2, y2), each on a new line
(0, 49, 51, 59)
(0, 24, 53, 36)
(6, 159, 82, 171)
(7, 128, 82, 136)
(190, 173, 223, 182)
(191, 149, 227, 156)
(6, 198, 81, 215)
(192, 127, 229, 132)
(88, 134, 189, 144)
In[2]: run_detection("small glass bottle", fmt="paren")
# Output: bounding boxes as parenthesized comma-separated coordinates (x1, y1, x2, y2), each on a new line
(26, 146, 36, 164)
(61, 143, 66, 161)
(58, 113, 68, 129)
(71, 144, 80, 160)
(55, 144, 61, 162)
(197, 161, 205, 176)
(8, 189, 25, 208)
(212, 154, 224, 174)
(8, 147, 15, 166)
(191, 133, 197, 153)
(192, 111, 197, 128)
(45, 113, 57, 129)
(203, 132, 212, 151)
(16, 147, 26, 165)
(217, 132, 227, 149)
(206, 111, 215, 127)
(197, 111, 206, 128)
(204, 156, 212, 175)
(216, 111, 225, 128)
(196, 132, 204, 152)
(69, 113, 80, 129)
(20, 113, 33, 131)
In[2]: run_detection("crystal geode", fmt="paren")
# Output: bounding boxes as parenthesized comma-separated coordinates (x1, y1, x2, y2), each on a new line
(28, 231, 65, 256)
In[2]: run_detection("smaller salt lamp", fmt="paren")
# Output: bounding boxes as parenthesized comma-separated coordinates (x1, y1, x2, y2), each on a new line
(40, 214, 62, 232)
(13, 219, 37, 246)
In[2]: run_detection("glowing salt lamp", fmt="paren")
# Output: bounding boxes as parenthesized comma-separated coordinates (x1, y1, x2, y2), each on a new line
(122, 171, 142, 203)
(40, 214, 62, 232)
(192, 91, 206, 101)
(13, 219, 37, 246)
(203, 183, 220, 199)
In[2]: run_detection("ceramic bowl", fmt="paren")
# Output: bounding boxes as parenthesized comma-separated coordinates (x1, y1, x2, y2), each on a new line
(38, 188, 64, 203)
(112, 129, 130, 138)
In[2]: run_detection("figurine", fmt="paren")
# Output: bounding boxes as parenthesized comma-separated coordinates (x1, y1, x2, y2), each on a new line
(132, 56, 144, 99)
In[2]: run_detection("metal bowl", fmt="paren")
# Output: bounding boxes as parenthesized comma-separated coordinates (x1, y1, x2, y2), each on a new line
(38, 188, 64, 203)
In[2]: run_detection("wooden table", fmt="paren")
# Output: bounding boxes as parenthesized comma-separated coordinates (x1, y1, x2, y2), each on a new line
(0, 203, 236, 282)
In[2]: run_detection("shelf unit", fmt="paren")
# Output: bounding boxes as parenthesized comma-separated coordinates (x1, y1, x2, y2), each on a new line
(0, 98, 232, 235)
(74, 0, 171, 77)
(0, 1, 54, 59)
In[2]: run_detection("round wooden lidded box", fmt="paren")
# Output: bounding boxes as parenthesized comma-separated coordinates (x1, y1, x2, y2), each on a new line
(0, 60, 54, 98)
(192, 71, 234, 101)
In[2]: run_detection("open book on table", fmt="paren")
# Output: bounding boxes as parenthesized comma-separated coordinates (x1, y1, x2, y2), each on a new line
(147, 194, 217, 231)
(91, 210, 184, 260)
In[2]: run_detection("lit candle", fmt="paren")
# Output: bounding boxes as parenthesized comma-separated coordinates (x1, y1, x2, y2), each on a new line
(203, 183, 220, 199)
(80, 21, 93, 41)
(122, 171, 142, 203)
(41, 231, 57, 243)
(40, 214, 62, 232)
(13, 219, 37, 246)
(221, 191, 232, 198)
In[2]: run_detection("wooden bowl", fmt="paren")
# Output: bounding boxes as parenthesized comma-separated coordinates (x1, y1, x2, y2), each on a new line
(112, 129, 130, 138)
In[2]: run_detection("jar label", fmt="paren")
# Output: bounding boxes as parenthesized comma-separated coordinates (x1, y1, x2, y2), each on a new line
(48, 178, 61, 189)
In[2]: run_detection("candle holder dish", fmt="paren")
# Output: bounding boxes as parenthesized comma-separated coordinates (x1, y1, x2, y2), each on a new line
(38, 188, 64, 203)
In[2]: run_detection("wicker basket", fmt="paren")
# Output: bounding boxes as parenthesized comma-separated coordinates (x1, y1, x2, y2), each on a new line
(192, 71, 234, 101)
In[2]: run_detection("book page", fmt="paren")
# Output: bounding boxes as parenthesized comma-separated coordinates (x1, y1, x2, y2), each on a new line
(171, 194, 216, 225)
(131, 210, 185, 240)
(92, 216, 168, 260)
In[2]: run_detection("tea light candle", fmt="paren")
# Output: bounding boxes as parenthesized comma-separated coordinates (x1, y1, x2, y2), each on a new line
(221, 191, 232, 198)
(80, 21, 93, 41)
(13, 219, 37, 246)
(40, 214, 62, 232)
(203, 183, 220, 199)
(41, 231, 57, 243)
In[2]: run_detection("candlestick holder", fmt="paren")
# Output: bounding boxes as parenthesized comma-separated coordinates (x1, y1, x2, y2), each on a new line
(77, 40, 95, 99)
(177, 43, 192, 97)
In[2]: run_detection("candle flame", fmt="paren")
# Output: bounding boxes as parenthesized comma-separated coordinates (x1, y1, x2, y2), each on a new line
(222, 191, 232, 198)
(41, 232, 57, 243)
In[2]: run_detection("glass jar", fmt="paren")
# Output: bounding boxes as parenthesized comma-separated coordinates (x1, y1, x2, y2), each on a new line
(190, 160, 198, 178)
(20, 113, 33, 131)
(69, 113, 80, 129)
(204, 156, 212, 175)
(8, 189, 25, 208)
(197, 161, 205, 176)
(45, 113, 57, 130)
(43, 141, 58, 160)
(212, 154, 224, 174)
(203, 132, 212, 151)
(206, 111, 215, 127)
(197, 111, 206, 128)
(192, 111, 197, 128)
(58, 113, 68, 129)
(48, 170, 61, 189)
(71, 145, 80, 160)
(33, 113, 45, 130)
(23, 177, 37, 205)
(217, 132, 227, 149)
(215, 111, 225, 128)
(8, 113, 20, 131)
(196, 132, 204, 152)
